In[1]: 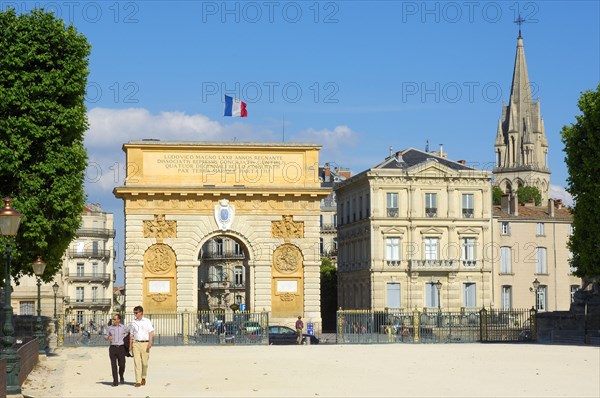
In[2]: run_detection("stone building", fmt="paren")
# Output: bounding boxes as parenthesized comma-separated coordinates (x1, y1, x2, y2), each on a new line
(113, 141, 329, 328)
(335, 148, 492, 311)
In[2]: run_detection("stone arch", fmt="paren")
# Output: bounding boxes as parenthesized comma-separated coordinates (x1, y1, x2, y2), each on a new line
(142, 243, 177, 312)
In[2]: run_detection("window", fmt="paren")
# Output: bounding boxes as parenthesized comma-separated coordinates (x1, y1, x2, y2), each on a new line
(92, 240, 99, 256)
(76, 287, 84, 303)
(463, 283, 476, 308)
(425, 193, 437, 217)
(359, 196, 363, 220)
(352, 198, 356, 222)
(536, 286, 547, 311)
(462, 194, 474, 218)
(386, 283, 401, 308)
(333, 214, 338, 228)
(424, 238, 439, 260)
(76, 311, 84, 325)
(501, 286, 512, 309)
(332, 238, 338, 254)
(215, 238, 224, 256)
(320, 238, 324, 256)
(92, 286, 98, 302)
(500, 247, 512, 273)
(233, 241, 242, 256)
(209, 265, 224, 282)
(20, 301, 34, 315)
(346, 200, 350, 224)
(386, 238, 400, 263)
(339, 203, 344, 226)
(425, 282, 440, 308)
(76, 241, 85, 254)
(92, 262, 98, 276)
(462, 238, 475, 266)
(319, 214, 323, 227)
(76, 262, 85, 277)
(501, 222, 510, 235)
(386, 193, 398, 217)
(234, 266, 244, 287)
(536, 247, 547, 274)
(235, 295, 243, 305)
(366, 194, 370, 217)
(536, 223, 545, 236)
(570, 285, 579, 303)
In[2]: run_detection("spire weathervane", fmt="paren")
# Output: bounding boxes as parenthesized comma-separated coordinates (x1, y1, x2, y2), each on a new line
(514, 14, 526, 38)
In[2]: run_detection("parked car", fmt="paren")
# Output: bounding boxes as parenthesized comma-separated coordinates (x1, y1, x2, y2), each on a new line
(268, 325, 319, 345)
(241, 321, 263, 334)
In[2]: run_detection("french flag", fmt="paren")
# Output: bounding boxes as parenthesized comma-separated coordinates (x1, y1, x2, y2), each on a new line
(223, 95, 248, 117)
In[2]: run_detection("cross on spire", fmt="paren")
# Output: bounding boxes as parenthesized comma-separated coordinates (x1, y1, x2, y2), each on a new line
(514, 15, 526, 38)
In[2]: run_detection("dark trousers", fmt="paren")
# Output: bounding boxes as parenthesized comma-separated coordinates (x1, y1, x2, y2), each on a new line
(109, 345, 126, 382)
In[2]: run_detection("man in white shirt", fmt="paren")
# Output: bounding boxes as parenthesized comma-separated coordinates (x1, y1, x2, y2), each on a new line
(129, 306, 154, 387)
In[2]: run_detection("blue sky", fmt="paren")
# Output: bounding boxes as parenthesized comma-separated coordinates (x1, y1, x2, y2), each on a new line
(6, 1, 598, 284)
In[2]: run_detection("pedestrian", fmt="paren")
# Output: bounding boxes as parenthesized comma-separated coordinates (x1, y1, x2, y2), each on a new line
(129, 306, 154, 388)
(100, 319, 105, 335)
(295, 316, 304, 345)
(104, 313, 129, 387)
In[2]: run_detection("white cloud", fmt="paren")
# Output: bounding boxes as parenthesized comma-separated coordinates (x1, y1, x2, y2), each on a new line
(291, 125, 358, 156)
(550, 184, 574, 206)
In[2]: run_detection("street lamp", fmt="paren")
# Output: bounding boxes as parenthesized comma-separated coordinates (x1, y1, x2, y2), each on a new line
(532, 278, 541, 310)
(52, 282, 59, 333)
(435, 280, 443, 327)
(32, 256, 47, 354)
(0, 197, 22, 395)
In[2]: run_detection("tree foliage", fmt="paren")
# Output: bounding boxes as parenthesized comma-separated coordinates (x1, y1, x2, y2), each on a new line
(0, 9, 90, 281)
(492, 186, 504, 205)
(320, 257, 337, 331)
(561, 84, 600, 279)
(516, 186, 542, 206)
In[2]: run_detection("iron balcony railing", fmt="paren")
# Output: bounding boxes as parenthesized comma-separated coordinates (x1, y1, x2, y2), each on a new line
(64, 297, 111, 307)
(65, 271, 111, 282)
(202, 280, 246, 289)
(68, 249, 113, 259)
(320, 224, 337, 231)
(425, 208, 437, 218)
(462, 209, 474, 218)
(386, 208, 399, 217)
(201, 251, 245, 260)
(75, 228, 116, 238)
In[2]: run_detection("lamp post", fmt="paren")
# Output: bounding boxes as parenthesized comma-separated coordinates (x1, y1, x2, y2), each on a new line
(52, 282, 59, 333)
(532, 278, 540, 310)
(435, 280, 443, 328)
(32, 256, 47, 354)
(0, 197, 23, 395)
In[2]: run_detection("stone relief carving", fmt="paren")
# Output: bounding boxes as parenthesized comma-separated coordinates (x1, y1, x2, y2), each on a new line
(144, 244, 176, 274)
(143, 214, 177, 241)
(273, 244, 302, 274)
(150, 293, 169, 302)
(271, 215, 304, 239)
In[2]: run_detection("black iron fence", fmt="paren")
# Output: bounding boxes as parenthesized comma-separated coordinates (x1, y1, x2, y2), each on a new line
(336, 308, 536, 344)
(57, 311, 269, 346)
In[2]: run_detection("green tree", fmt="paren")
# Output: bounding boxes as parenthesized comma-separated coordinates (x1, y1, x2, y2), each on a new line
(516, 186, 542, 206)
(492, 186, 504, 205)
(0, 9, 90, 280)
(320, 257, 337, 331)
(561, 84, 600, 279)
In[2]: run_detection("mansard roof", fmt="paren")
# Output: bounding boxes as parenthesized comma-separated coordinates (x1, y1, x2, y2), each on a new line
(375, 148, 473, 171)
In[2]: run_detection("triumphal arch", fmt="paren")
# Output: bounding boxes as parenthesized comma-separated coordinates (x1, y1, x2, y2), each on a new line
(113, 141, 329, 325)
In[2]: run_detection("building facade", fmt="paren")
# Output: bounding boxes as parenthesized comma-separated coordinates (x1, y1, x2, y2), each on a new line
(62, 204, 115, 324)
(336, 149, 493, 311)
(113, 141, 329, 328)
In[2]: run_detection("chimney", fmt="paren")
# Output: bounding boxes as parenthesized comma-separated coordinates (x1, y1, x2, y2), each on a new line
(395, 151, 403, 162)
(548, 198, 555, 217)
(457, 160, 466, 165)
(324, 163, 331, 178)
(501, 194, 510, 213)
(556, 199, 563, 209)
(389, 146, 393, 158)
(511, 192, 519, 216)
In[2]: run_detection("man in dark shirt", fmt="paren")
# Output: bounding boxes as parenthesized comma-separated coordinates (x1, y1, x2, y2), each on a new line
(295, 316, 304, 344)
(104, 313, 129, 386)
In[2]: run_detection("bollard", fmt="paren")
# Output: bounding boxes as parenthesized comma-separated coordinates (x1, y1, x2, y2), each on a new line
(304, 336, 311, 345)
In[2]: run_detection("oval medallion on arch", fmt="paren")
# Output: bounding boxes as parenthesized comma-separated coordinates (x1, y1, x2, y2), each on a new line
(143, 243, 177, 312)
(273, 243, 302, 274)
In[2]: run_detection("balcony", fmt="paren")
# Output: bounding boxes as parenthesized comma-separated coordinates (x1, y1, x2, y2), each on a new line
(64, 297, 111, 308)
(409, 259, 458, 271)
(386, 208, 399, 218)
(201, 280, 245, 290)
(462, 209, 474, 218)
(320, 224, 337, 232)
(386, 260, 402, 267)
(425, 208, 437, 218)
(462, 260, 478, 268)
(76, 228, 116, 238)
(201, 251, 245, 260)
(68, 249, 113, 259)
(65, 270, 111, 283)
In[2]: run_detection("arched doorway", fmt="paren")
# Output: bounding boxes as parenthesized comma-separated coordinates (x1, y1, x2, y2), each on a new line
(198, 235, 250, 312)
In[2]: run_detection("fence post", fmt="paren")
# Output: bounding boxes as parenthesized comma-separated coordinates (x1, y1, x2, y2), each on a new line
(58, 315, 64, 346)
(183, 311, 189, 345)
(337, 308, 344, 344)
(479, 308, 488, 342)
(412, 308, 420, 343)
(530, 307, 537, 341)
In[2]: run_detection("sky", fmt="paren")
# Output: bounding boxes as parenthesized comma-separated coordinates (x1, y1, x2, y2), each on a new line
(5, 1, 598, 284)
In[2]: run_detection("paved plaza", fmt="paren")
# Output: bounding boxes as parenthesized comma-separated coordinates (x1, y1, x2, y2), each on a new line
(20, 343, 599, 397)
